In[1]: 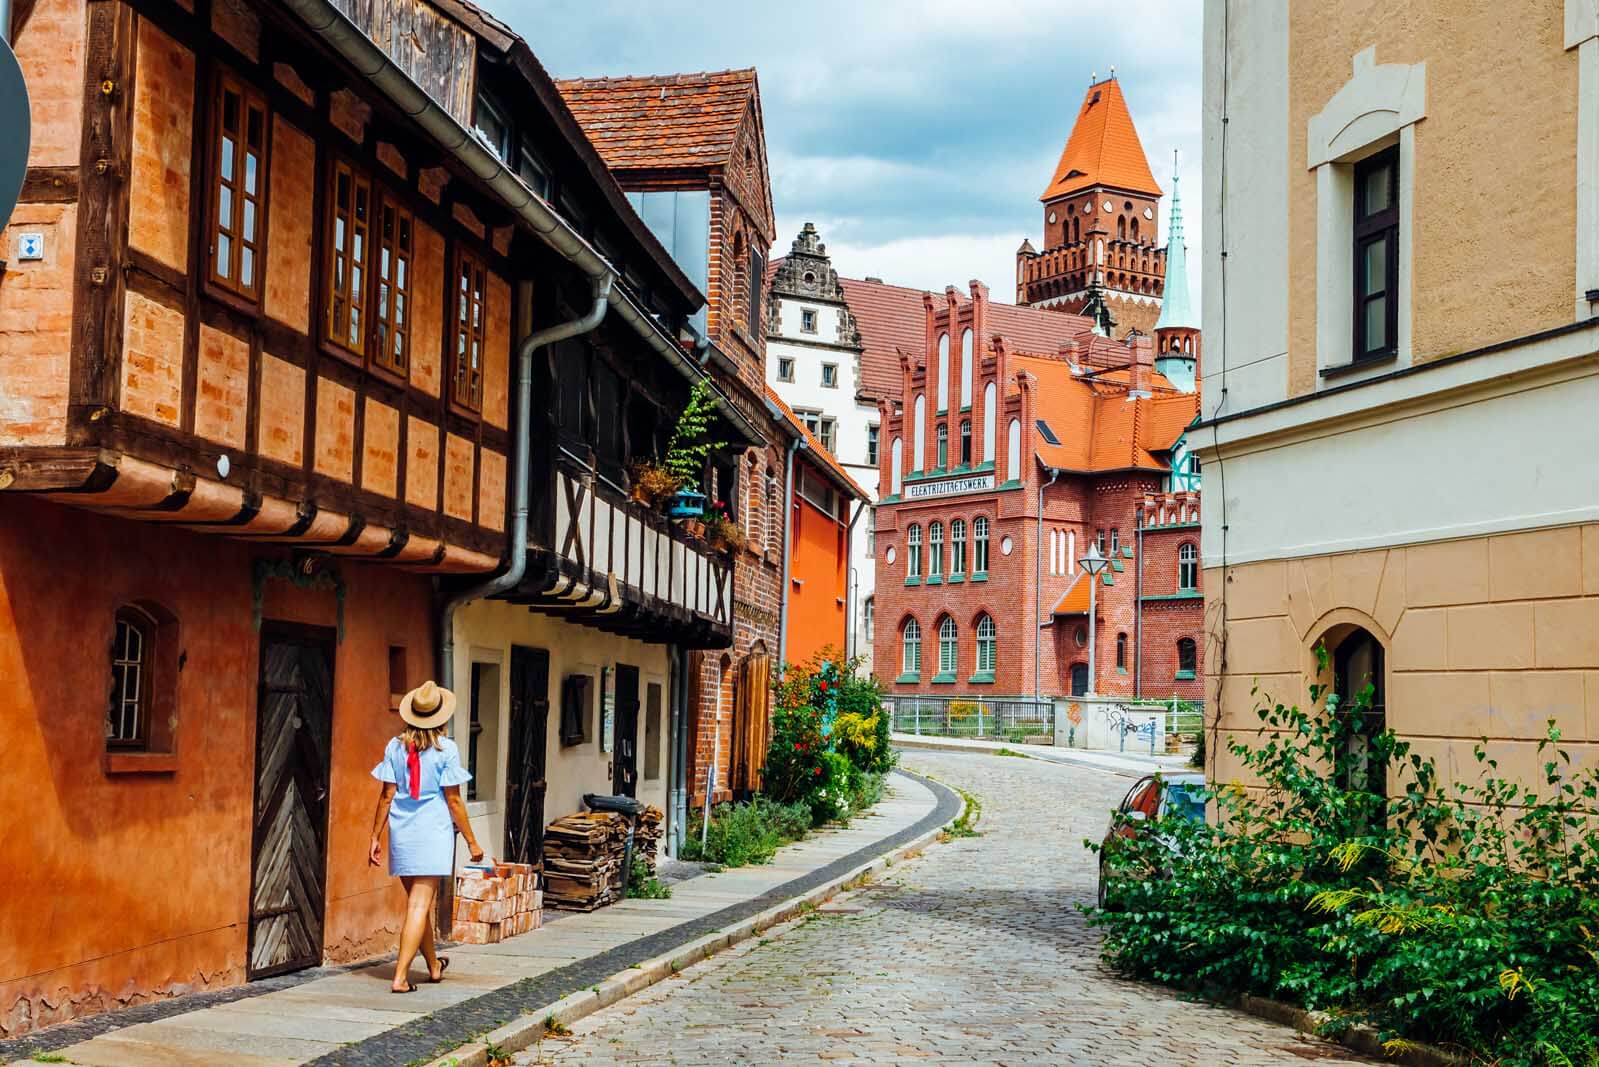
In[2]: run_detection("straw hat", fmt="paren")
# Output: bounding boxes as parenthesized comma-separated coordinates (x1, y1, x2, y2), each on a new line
(398, 680, 457, 729)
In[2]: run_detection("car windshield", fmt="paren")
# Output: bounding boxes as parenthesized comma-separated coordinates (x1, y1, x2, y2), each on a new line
(1163, 781, 1207, 823)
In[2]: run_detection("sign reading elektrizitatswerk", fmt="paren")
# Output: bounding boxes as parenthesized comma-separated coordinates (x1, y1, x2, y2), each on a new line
(904, 473, 995, 500)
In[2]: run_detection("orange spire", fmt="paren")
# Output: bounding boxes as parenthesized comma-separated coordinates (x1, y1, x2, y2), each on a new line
(1040, 77, 1162, 202)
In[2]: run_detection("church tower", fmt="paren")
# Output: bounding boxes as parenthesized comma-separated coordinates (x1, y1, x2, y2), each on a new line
(1016, 76, 1167, 336)
(1153, 170, 1199, 392)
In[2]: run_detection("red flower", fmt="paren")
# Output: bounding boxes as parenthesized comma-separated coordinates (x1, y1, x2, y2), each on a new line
(813, 767, 822, 776)
(818, 681, 829, 692)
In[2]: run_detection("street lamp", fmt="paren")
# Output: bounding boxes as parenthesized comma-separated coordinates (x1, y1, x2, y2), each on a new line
(1078, 542, 1110, 696)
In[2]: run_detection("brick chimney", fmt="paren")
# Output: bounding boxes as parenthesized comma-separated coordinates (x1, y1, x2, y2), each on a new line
(1128, 332, 1154, 396)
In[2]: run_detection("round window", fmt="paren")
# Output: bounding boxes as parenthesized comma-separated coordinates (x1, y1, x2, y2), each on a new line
(1075, 626, 1088, 647)
(1000, 536, 1014, 556)
(885, 545, 897, 565)
(802, 270, 817, 286)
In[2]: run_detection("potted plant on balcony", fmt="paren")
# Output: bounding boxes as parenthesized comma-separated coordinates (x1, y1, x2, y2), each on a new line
(663, 380, 722, 519)
(628, 460, 681, 510)
(702, 500, 744, 555)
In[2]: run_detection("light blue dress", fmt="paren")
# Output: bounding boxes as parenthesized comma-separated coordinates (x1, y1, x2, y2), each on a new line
(371, 736, 473, 876)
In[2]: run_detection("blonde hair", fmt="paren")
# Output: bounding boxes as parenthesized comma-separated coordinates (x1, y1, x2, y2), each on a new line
(400, 725, 447, 751)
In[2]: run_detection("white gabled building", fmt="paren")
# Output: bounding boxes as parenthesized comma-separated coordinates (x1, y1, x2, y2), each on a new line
(765, 223, 879, 672)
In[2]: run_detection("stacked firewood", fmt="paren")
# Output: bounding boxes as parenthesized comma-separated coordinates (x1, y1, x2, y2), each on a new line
(450, 861, 542, 944)
(543, 805, 668, 911)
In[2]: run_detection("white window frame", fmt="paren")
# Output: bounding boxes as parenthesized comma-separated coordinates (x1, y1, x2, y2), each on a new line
(973, 516, 989, 573)
(950, 518, 966, 575)
(801, 307, 819, 334)
(1307, 46, 1426, 383)
(902, 618, 921, 674)
(928, 521, 943, 577)
(976, 614, 995, 673)
(907, 524, 922, 577)
(821, 362, 838, 388)
(938, 616, 957, 675)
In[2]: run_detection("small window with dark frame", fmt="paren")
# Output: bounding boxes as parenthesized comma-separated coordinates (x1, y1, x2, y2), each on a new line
(325, 160, 372, 358)
(453, 250, 487, 411)
(959, 420, 972, 466)
(108, 606, 156, 748)
(1352, 146, 1399, 362)
(801, 308, 818, 333)
(867, 424, 879, 466)
(821, 363, 838, 388)
(374, 201, 414, 376)
(1177, 637, 1198, 677)
(1178, 542, 1199, 591)
(778, 357, 795, 382)
(209, 72, 269, 301)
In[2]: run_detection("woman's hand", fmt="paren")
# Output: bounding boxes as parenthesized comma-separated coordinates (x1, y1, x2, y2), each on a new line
(368, 836, 382, 867)
(468, 842, 485, 863)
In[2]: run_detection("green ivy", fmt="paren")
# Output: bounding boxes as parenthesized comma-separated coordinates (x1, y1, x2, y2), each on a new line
(663, 379, 725, 494)
(1089, 649, 1599, 1065)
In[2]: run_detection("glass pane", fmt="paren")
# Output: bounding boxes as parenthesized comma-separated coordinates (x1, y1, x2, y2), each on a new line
(1363, 238, 1386, 296)
(219, 186, 233, 229)
(242, 200, 255, 242)
(216, 234, 231, 277)
(244, 150, 257, 196)
(241, 246, 253, 287)
(355, 184, 369, 221)
(220, 136, 235, 182)
(352, 231, 364, 264)
(246, 106, 264, 150)
(377, 281, 389, 319)
(351, 265, 362, 303)
(396, 255, 407, 290)
(394, 293, 405, 327)
(1362, 162, 1391, 215)
(223, 90, 240, 134)
(334, 215, 345, 253)
(1364, 296, 1387, 352)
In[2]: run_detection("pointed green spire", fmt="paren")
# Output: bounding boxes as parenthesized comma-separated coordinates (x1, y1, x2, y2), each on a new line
(1153, 161, 1196, 332)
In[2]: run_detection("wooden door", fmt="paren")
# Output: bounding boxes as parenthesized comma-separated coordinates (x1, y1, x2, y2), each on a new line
(248, 627, 335, 980)
(1071, 663, 1089, 696)
(504, 645, 550, 866)
(613, 664, 640, 797)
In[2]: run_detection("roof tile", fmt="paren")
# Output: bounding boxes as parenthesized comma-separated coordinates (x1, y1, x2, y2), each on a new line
(554, 69, 757, 172)
(1041, 78, 1162, 201)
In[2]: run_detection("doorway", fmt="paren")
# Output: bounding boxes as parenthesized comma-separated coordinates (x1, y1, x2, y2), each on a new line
(504, 645, 550, 866)
(248, 626, 335, 980)
(613, 663, 640, 797)
(1332, 628, 1386, 797)
(1070, 663, 1089, 696)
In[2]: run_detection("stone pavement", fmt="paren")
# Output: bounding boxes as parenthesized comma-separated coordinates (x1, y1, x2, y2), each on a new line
(517, 750, 1377, 1067)
(6, 774, 949, 1067)
(892, 732, 1194, 778)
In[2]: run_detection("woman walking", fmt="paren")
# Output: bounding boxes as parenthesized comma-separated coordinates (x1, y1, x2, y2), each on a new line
(368, 680, 484, 993)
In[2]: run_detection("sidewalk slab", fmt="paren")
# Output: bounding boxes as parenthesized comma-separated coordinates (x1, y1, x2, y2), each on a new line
(7, 771, 959, 1067)
(892, 731, 1195, 777)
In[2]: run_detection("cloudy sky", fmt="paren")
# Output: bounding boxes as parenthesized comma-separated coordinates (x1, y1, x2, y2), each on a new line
(495, 0, 1202, 306)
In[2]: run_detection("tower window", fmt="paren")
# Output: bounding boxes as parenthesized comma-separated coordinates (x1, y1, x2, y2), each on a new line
(1353, 146, 1399, 362)
(1178, 543, 1198, 590)
(960, 421, 972, 465)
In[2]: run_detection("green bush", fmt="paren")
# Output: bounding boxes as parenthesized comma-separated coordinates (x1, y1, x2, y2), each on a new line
(1090, 650, 1599, 1065)
(679, 796, 813, 868)
(626, 856, 671, 899)
(764, 648, 894, 825)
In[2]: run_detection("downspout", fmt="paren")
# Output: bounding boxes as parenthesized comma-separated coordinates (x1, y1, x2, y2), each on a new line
(1135, 506, 1145, 698)
(438, 276, 613, 689)
(843, 501, 865, 664)
(776, 437, 802, 669)
(667, 645, 685, 857)
(1035, 468, 1060, 704)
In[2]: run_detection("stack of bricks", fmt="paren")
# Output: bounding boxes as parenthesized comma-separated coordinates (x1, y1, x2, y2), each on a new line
(450, 862, 543, 944)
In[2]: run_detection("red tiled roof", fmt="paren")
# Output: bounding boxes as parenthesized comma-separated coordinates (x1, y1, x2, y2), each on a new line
(1041, 78, 1162, 201)
(1017, 354, 1198, 473)
(763, 385, 869, 501)
(985, 303, 1097, 354)
(837, 276, 931, 404)
(1052, 574, 1094, 616)
(554, 69, 757, 171)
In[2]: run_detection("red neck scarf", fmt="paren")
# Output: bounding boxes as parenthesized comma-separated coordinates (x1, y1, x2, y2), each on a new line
(406, 743, 422, 800)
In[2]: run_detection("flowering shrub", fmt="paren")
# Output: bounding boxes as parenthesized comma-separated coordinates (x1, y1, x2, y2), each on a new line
(764, 648, 893, 825)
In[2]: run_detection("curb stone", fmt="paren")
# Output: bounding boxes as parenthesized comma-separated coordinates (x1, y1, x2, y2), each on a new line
(421, 774, 971, 1067)
(1236, 995, 1466, 1067)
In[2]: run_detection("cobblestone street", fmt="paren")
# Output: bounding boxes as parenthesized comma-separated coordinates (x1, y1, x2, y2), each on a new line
(517, 752, 1376, 1066)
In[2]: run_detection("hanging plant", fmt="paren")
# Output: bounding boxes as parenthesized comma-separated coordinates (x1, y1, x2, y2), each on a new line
(663, 379, 724, 496)
(628, 460, 682, 509)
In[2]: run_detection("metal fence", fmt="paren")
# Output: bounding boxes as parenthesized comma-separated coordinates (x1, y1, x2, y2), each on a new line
(885, 696, 1056, 742)
(1123, 698, 1205, 741)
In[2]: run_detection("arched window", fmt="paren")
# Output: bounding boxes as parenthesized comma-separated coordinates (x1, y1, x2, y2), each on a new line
(960, 329, 974, 408)
(1116, 632, 1128, 670)
(1117, 216, 1126, 240)
(950, 519, 966, 575)
(863, 596, 875, 641)
(975, 614, 996, 673)
(1071, 217, 1079, 243)
(936, 424, 948, 469)
(1131, 217, 1140, 242)
(913, 395, 926, 472)
(959, 420, 971, 466)
(928, 522, 944, 577)
(902, 618, 922, 674)
(891, 436, 903, 495)
(982, 382, 997, 462)
(1006, 418, 1021, 480)
(936, 333, 950, 411)
(938, 616, 958, 676)
(907, 524, 922, 577)
(1178, 543, 1198, 590)
(1176, 637, 1197, 677)
(108, 606, 156, 747)
(1332, 627, 1387, 797)
(973, 516, 990, 573)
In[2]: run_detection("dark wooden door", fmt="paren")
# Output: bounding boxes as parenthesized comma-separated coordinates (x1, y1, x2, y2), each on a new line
(248, 627, 335, 980)
(1070, 663, 1089, 696)
(504, 645, 550, 866)
(613, 664, 640, 797)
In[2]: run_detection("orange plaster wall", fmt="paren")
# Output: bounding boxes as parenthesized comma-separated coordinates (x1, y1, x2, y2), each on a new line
(264, 117, 315, 335)
(361, 398, 400, 498)
(478, 448, 507, 533)
(409, 222, 445, 398)
(406, 416, 439, 510)
(482, 272, 511, 430)
(314, 377, 356, 483)
(787, 487, 849, 665)
(16, 0, 85, 168)
(0, 203, 77, 445)
(443, 433, 474, 522)
(257, 354, 305, 467)
(193, 324, 249, 449)
(128, 18, 194, 272)
(0, 496, 430, 1036)
(119, 291, 185, 427)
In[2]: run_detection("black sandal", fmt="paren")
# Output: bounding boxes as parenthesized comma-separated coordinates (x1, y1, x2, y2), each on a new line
(428, 956, 450, 983)
(391, 982, 417, 993)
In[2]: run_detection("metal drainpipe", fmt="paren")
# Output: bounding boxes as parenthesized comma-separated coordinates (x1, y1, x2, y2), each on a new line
(1034, 468, 1060, 704)
(666, 645, 684, 857)
(1135, 506, 1145, 698)
(438, 276, 613, 690)
(843, 501, 865, 663)
(1, 0, 13, 40)
(776, 437, 802, 669)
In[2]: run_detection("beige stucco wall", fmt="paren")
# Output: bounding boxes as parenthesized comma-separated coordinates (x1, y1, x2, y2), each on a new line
(449, 602, 671, 864)
(1205, 521, 1599, 794)
(1286, 0, 1577, 395)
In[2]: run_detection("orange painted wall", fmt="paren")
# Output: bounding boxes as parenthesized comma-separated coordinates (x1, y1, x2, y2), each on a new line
(0, 496, 432, 1036)
(786, 473, 850, 665)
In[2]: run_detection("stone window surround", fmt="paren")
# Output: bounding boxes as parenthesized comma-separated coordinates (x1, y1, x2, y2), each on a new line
(1571, 0, 1599, 318)
(1307, 46, 1426, 388)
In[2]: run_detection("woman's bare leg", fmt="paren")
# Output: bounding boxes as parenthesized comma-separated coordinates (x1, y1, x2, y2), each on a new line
(392, 876, 437, 990)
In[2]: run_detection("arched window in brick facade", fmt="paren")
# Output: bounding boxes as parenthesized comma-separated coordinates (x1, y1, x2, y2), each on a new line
(960, 329, 974, 409)
(1116, 632, 1128, 670)
(928, 522, 943, 577)
(937, 616, 958, 676)
(1178, 543, 1198, 591)
(982, 382, 996, 461)
(913, 395, 926, 472)
(950, 519, 966, 575)
(1176, 638, 1197, 678)
(936, 334, 950, 411)
(901, 618, 922, 675)
(891, 436, 903, 495)
(959, 421, 971, 466)
(975, 614, 996, 674)
(906, 524, 922, 577)
(973, 516, 989, 573)
(936, 425, 948, 469)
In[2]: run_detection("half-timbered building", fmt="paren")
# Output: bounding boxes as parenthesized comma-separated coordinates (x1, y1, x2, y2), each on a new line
(0, 0, 756, 1034)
